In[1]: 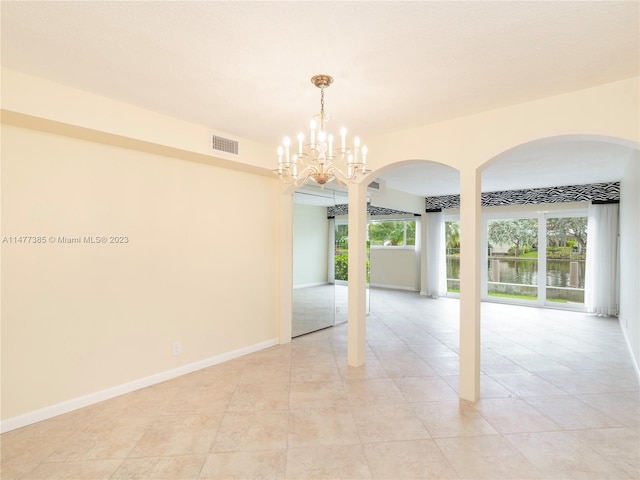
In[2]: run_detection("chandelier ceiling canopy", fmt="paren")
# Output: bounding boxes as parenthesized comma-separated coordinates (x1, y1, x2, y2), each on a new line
(274, 74, 368, 188)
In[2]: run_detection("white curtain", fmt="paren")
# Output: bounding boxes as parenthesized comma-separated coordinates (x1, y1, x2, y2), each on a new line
(426, 211, 447, 298)
(585, 202, 619, 316)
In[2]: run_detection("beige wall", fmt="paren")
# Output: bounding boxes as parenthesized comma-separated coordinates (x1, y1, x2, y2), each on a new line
(369, 185, 426, 215)
(619, 155, 640, 372)
(1, 124, 280, 422)
(370, 248, 419, 291)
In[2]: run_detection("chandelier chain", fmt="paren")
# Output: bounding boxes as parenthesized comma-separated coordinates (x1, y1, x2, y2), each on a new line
(320, 87, 325, 130)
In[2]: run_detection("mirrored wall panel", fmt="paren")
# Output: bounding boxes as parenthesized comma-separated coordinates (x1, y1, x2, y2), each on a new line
(292, 189, 344, 337)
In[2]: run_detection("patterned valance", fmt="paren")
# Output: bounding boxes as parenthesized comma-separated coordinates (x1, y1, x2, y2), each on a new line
(327, 204, 415, 218)
(425, 182, 620, 211)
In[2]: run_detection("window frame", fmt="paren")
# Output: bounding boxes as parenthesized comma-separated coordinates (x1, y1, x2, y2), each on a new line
(368, 217, 417, 249)
(481, 205, 588, 310)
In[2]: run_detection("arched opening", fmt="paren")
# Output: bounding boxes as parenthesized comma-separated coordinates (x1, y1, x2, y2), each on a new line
(479, 135, 637, 308)
(342, 159, 464, 378)
(362, 160, 461, 298)
(474, 134, 640, 398)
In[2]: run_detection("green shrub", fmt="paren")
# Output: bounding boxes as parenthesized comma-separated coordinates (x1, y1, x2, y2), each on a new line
(335, 254, 349, 281)
(334, 254, 370, 282)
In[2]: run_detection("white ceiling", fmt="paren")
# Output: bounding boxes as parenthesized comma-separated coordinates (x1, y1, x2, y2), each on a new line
(2, 1, 638, 197)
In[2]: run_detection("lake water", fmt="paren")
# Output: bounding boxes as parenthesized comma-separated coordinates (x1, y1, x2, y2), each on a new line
(447, 257, 585, 302)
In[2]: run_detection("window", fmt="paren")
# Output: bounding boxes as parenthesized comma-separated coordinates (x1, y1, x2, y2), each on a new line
(546, 215, 587, 304)
(368, 219, 416, 247)
(483, 210, 588, 308)
(487, 217, 539, 301)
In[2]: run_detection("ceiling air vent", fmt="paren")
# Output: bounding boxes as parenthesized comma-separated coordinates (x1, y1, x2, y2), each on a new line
(368, 178, 386, 194)
(212, 134, 239, 155)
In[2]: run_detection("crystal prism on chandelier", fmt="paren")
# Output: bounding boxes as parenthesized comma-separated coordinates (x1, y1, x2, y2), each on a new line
(274, 74, 368, 187)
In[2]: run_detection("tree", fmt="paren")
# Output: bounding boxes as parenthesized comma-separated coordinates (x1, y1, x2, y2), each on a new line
(488, 219, 537, 256)
(406, 221, 416, 246)
(546, 217, 587, 249)
(369, 221, 412, 246)
(445, 221, 460, 251)
(335, 224, 348, 251)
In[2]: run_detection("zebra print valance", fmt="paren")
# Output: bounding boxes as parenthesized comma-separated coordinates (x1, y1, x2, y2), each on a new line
(425, 182, 620, 211)
(326, 182, 620, 216)
(327, 204, 415, 218)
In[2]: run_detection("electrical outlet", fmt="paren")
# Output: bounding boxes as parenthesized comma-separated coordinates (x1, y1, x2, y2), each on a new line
(172, 341, 182, 356)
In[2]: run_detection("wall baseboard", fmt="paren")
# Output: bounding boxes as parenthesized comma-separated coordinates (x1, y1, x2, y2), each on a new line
(369, 283, 418, 292)
(420, 290, 449, 298)
(0, 338, 278, 434)
(293, 282, 328, 289)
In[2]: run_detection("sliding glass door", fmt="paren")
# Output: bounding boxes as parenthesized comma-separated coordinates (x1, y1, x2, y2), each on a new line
(486, 217, 539, 302)
(545, 215, 587, 305)
(483, 209, 587, 309)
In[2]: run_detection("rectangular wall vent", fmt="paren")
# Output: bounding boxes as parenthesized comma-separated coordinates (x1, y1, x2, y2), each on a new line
(368, 178, 386, 193)
(212, 135, 239, 155)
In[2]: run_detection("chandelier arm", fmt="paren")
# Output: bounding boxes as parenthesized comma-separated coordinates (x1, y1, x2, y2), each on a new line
(273, 167, 298, 185)
(325, 164, 350, 189)
(295, 163, 320, 180)
(327, 163, 353, 181)
(273, 161, 315, 183)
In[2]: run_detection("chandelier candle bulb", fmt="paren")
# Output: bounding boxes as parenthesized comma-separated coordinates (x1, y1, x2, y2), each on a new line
(283, 137, 291, 166)
(362, 145, 368, 166)
(340, 127, 346, 151)
(310, 120, 316, 147)
(328, 134, 334, 157)
(297, 133, 304, 155)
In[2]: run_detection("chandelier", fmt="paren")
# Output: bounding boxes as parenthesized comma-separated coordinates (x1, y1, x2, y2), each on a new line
(274, 74, 368, 187)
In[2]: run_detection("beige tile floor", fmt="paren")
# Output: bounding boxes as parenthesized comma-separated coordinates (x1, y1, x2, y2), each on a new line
(2, 290, 639, 479)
